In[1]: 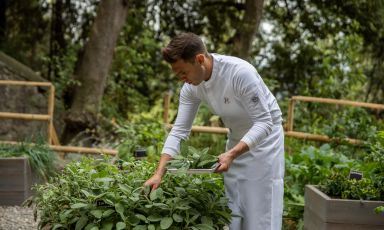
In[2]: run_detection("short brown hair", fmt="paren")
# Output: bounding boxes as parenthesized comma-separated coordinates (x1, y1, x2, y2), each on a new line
(162, 32, 208, 63)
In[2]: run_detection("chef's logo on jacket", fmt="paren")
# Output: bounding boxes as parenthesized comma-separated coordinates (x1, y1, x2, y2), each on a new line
(251, 95, 259, 104)
(224, 97, 230, 104)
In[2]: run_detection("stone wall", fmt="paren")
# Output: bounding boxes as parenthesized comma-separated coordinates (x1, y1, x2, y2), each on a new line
(0, 51, 60, 143)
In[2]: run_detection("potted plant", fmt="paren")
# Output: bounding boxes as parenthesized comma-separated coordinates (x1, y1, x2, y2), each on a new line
(304, 131, 384, 229)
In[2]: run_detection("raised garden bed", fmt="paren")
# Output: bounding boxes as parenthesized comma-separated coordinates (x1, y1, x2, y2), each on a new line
(304, 185, 384, 230)
(0, 157, 33, 206)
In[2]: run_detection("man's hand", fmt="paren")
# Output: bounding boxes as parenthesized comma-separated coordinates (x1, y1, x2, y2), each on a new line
(143, 153, 172, 190)
(216, 151, 235, 173)
(144, 173, 162, 190)
(215, 141, 249, 173)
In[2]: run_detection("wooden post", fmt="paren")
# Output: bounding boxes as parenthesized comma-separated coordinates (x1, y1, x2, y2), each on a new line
(286, 99, 295, 132)
(163, 91, 172, 124)
(47, 84, 55, 145)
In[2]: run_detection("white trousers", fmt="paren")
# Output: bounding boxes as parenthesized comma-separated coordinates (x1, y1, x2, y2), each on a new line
(224, 124, 285, 230)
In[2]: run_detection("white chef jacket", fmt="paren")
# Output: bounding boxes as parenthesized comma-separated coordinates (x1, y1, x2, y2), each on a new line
(162, 54, 285, 230)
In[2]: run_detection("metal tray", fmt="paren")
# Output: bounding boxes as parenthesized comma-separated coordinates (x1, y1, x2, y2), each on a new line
(167, 168, 216, 174)
(167, 163, 220, 175)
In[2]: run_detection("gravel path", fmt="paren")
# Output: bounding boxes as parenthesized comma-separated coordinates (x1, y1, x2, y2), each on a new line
(0, 206, 38, 230)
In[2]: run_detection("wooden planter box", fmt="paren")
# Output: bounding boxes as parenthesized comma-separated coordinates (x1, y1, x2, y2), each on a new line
(304, 185, 384, 230)
(0, 157, 33, 205)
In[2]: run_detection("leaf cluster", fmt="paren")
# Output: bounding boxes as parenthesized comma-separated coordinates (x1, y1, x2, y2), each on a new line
(35, 157, 231, 230)
(167, 142, 218, 170)
(320, 131, 384, 201)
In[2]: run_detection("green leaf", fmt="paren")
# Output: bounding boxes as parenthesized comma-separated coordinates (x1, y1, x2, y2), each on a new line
(101, 222, 113, 230)
(147, 214, 162, 222)
(118, 184, 131, 194)
(71, 203, 88, 209)
(172, 213, 183, 223)
(81, 189, 93, 198)
(143, 185, 151, 195)
(127, 215, 140, 226)
(52, 224, 64, 230)
(152, 203, 169, 209)
(102, 209, 115, 218)
(150, 189, 158, 201)
(135, 213, 147, 222)
(90, 209, 103, 219)
(85, 223, 98, 230)
(148, 224, 156, 230)
(59, 209, 72, 222)
(132, 225, 147, 230)
(75, 216, 88, 230)
(115, 203, 125, 219)
(194, 224, 215, 230)
(201, 216, 213, 226)
(95, 177, 115, 183)
(116, 222, 126, 230)
(160, 217, 173, 229)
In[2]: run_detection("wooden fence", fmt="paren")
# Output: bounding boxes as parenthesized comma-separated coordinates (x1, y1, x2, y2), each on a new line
(0, 80, 117, 156)
(163, 93, 384, 145)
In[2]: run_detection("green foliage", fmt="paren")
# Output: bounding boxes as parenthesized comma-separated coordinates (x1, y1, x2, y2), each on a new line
(292, 103, 383, 141)
(116, 118, 166, 163)
(35, 157, 231, 229)
(320, 131, 384, 201)
(167, 142, 218, 170)
(320, 172, 379, 200)
(375, 206, 384, 214)
(103, 23, 172, 119)
(0, 142, 57, 180)
(283, 144, 357, 227)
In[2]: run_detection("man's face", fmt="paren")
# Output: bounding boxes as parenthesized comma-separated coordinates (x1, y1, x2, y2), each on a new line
(170, 55, 206, 86)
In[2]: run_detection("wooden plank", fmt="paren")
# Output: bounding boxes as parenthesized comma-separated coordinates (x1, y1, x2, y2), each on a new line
(0, 191, 29, 206)
(305, 185, 384, 227)
(292, 96, 384, 110)
(165, 124, 229, 134)
(0, 112, 50, 121)
(0, 157, 32, 205)
(285, 131, 364, 145)
(0, 80, 52, 87)
(0, 141, 118, 155)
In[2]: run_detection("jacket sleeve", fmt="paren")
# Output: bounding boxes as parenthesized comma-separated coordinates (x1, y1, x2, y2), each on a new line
(233, 67, 273, 149)
(161, 85, 201, 157)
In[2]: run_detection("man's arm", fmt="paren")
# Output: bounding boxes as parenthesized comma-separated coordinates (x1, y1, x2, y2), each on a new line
(143, 153, 172, 190)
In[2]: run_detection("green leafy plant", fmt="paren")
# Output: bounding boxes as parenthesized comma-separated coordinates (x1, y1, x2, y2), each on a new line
(320, 131, 384, 201)
(283, 144, 356, 229)
(116, 118, 165, 162)
(35, 157, 231, 229)
(167, 141, 218, 170)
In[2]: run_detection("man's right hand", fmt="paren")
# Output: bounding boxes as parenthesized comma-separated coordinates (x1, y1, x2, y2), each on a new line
(144, 173, 162, 190)
(143, 153, 172, 190)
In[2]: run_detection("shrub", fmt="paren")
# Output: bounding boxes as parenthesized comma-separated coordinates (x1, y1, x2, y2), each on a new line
(35, 157, 231, 230)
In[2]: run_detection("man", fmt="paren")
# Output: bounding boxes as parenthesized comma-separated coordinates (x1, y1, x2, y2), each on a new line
(144, 32, 285, 230)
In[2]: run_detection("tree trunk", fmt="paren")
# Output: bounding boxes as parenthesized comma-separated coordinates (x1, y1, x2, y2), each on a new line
(61, 0, 128, 144)
(232, 0, 264, 59)
(0, 0, 8, 47)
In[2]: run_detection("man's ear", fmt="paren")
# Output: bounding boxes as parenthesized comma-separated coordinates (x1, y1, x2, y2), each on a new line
(195, 54, 205, 64)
